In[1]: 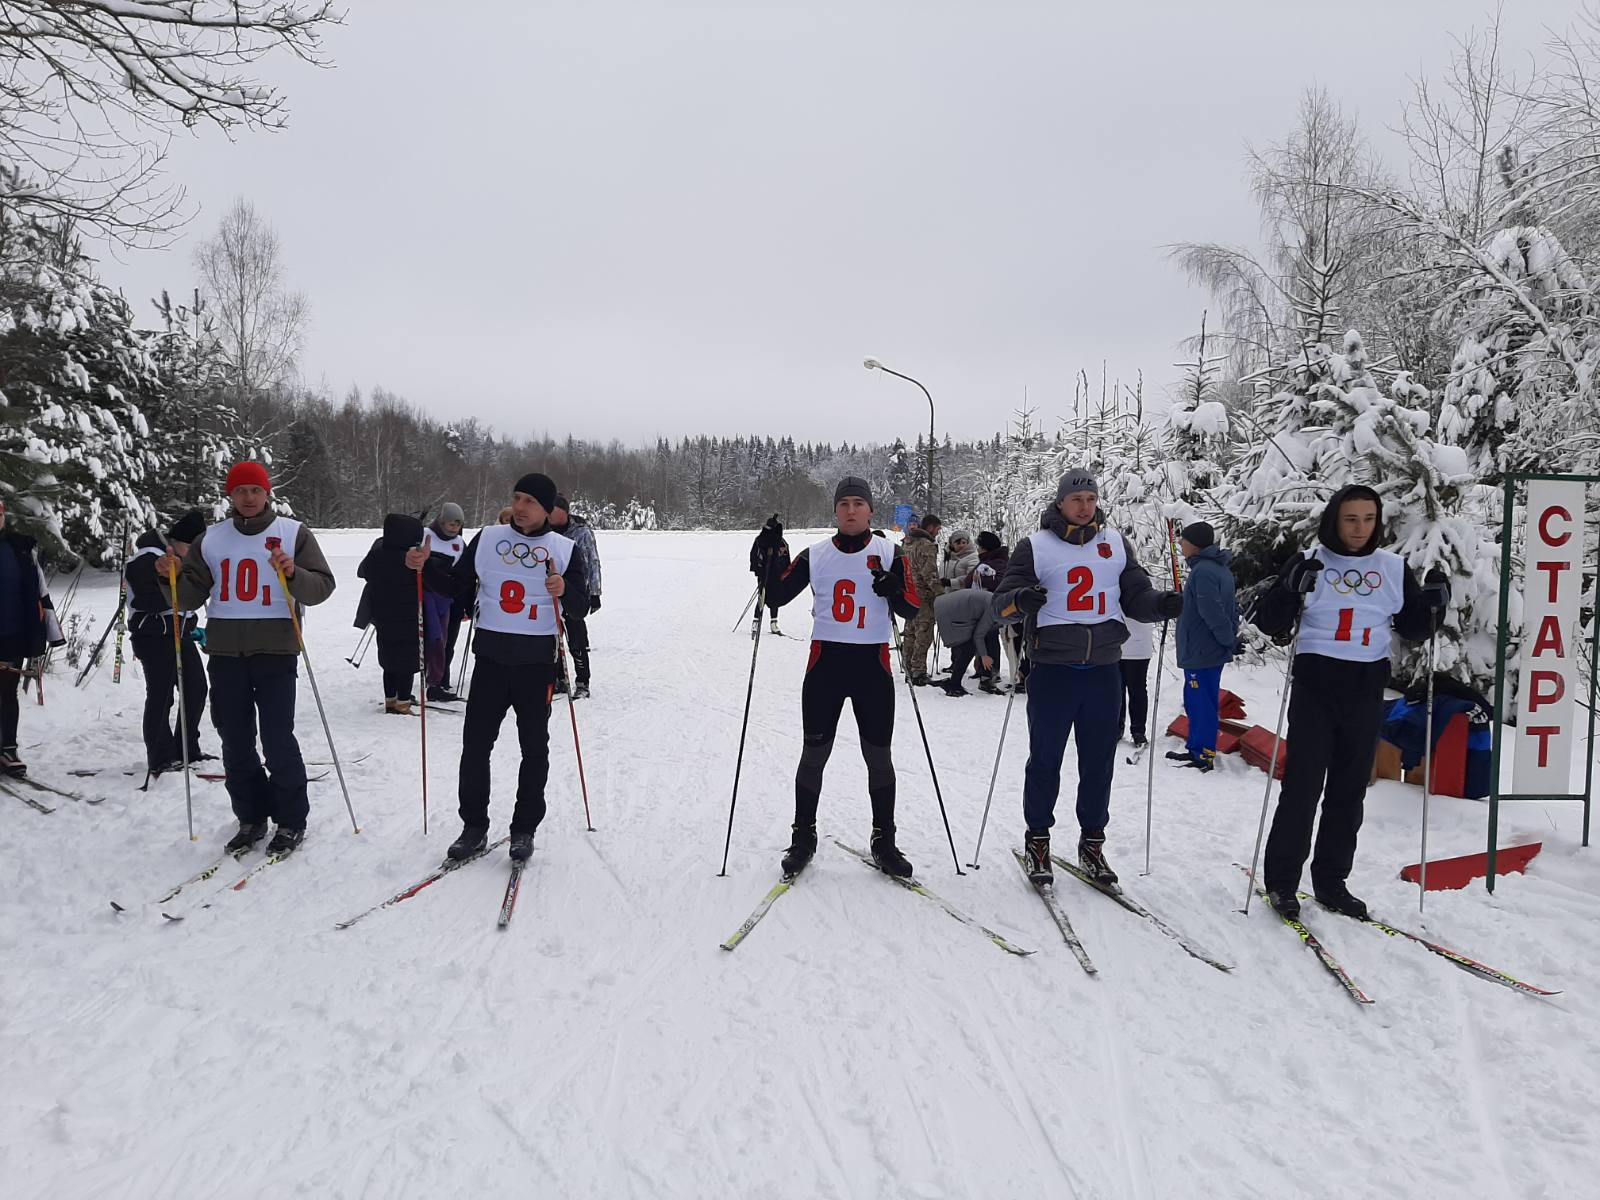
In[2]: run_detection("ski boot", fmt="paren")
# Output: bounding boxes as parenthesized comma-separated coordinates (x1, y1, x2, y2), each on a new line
(225, 821, 269, 854)
(509, 831, 535, 862)
(447, 824, 489, 862)
(0, 746, 26, 776)
(909, 672, 930, 687)
(781, 823, 817, 876)
(939, 681, 969, 697)
(1165, 750, 1193, 764)
(151, 758, 185, 777)
(572, 682, 591, 700)
(870, 827, 913, 878)
(426, 684, 461, 704)
(266, 826, 305, 856)
(1078, 830, 1118, 887)
(1265, 890, 1302, 922)
(1313, 882, 1369, 921)
(1181, 751, 1215, 772)
(1024, 829, 1052, 884)
(978, 677, 1004, 696)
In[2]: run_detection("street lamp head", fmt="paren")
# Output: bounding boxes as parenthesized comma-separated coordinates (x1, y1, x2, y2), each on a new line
(863, 358, 881, 370)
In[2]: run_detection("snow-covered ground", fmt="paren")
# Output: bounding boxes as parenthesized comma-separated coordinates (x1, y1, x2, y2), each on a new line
(3, 529, 1597, 1199)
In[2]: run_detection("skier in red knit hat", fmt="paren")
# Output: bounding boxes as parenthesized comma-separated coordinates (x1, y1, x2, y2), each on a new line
(157, 461, 337, 856)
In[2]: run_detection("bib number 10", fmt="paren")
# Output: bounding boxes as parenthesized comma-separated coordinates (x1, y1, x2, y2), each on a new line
(499, 580, 542, 622)
(216, 558, 273, 607)
(831, 579, 870, 629)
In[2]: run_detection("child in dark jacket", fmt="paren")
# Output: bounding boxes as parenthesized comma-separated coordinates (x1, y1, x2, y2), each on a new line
(357, 514, 426, 714)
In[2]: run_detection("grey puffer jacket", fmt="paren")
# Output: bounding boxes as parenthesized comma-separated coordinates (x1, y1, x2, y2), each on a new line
(990, 508, 1171, 666)
(933, 587, 996, 652)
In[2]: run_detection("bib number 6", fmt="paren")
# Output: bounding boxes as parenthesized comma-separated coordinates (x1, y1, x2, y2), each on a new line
(831, 579, 869, 629)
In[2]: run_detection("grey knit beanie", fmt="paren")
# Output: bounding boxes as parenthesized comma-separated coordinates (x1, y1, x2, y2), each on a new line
(1055, 467, 1099, 501)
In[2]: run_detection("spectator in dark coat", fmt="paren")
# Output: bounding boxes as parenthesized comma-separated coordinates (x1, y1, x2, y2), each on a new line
(357, 513, 426, 714)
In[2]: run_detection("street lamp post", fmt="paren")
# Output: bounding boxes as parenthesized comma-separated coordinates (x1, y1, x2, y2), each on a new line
(863, 358, 937, 512)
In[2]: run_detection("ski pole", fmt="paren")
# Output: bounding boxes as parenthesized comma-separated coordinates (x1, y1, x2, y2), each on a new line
(720, 544, 776, 876)
(417, 559, 429, 835)
(878, 558, 963, 875)
(345, 625, 373, 669)
(546, 555, 594, 832)
(455, 605, 476, 697)
(273, 562, 361, 835)
(112, 518, 130, 683)
(156, 534, 196, 841)
(1142, 618, 1172, 877)
(732, 584, 759, 633)
(1240, 607, 1304, 915)
(967, 670, 1018, 868)
(75, 595, 124, 687)
(1418, 628, 1438, 913)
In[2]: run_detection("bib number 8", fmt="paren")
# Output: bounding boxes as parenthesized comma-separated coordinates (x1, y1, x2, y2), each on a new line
(831, 579, 869, 629)
(498, 579, 541, 622)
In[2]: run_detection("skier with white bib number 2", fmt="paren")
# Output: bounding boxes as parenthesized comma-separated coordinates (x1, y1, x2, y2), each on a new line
(991, 467, 1181, 888)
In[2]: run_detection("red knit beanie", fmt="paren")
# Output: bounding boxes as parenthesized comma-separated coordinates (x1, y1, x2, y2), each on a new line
(225, 461, 271, 494)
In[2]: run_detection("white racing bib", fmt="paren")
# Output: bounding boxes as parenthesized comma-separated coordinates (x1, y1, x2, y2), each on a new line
(127, 545, 196, 618)
(199, 517, 302, 620)
(471, 524, 575, 637)
(1029, 527, 1127, 626)
(1297, 547, 1406, 662)
(429, 533, 465, 566)
(808, 534, 896, 644)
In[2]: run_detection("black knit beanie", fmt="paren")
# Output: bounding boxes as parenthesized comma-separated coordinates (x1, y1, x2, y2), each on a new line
(513, 473, 558, 512)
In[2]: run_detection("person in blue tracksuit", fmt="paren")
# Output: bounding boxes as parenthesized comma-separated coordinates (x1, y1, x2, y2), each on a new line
(1167, 522, 1239, 772)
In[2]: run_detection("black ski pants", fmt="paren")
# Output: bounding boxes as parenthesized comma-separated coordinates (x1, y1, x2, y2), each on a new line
(131, 624, 207, 767)
(1119, 657, 1150, 741)
(563, 611, 590, 685)
(376, 633, 417, 702)
(948, 630, 1001, 686)
(794, 641, 898, 833)
(458, 655, 556, 835)
(1263, 654, 1389, 895)
(209, 653, 308, 829)
(0, 653, 21, 750)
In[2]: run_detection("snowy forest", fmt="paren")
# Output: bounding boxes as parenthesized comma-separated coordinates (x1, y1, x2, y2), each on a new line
(3, 5, 1600, 696)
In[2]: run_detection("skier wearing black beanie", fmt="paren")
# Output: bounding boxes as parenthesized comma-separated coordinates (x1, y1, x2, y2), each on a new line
(410, 472, 591, 864)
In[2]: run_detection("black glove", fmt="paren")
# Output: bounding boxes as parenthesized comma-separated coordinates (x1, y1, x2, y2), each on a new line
(589, 595, 602, 612)
(871, 567, 903, 600)
(1421, 569, 1451, 612)
(1156, 591, 1183, 619)
(754, 514, 784, 555)
(1014, 586, 1048, 616)
(1282, 555, 1323, 595)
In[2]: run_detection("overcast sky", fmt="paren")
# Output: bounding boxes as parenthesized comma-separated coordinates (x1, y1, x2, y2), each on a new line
(104, 1, 1576, 447)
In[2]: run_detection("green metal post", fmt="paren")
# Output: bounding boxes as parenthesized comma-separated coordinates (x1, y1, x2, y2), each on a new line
(1487, 475, 1518, 894)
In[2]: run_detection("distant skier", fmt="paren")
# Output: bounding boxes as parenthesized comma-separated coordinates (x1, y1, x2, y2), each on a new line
(423, 503, 467, 702)
(550, 496, 600, 698)
(0, 498, 65, 776)
(1254, 485, 1448, 920)
(126, 509, 210, 774)
(357, 513, 427, 715)
(161, 462, 337, 857)
(749, 527, 787, 635)
(992, 468, 1181, 886)
(1166, 522, 1239, 772)
(410, 473, 589, 864)
(750, 477, 922, 877)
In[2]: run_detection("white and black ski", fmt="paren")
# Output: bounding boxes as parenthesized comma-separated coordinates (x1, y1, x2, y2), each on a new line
(833, 838, 1033, 956)
(336, 838, 511, 929)
(1050, 853, 1231, 972)
(1, 777, 53, 813)
(1013, 849, 1096, 975)
(497, 860, 527, 929)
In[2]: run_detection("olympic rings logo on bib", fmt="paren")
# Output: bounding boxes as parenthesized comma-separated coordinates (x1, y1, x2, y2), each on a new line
(496, 539, 552, 570)
(1325, 568, 1384, 596)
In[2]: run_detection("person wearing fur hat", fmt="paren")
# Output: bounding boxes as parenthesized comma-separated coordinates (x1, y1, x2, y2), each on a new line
(550, 495, 600, 699)
(160, 462, 337, 857)
(992, 466, 1182, 887)
(749, 476, 923, 878)
(421, 502, 468, 702)
(410, 472, 590, 864)
(358, 513, 429, 714)
(1165, 522, 1239, 773)
(940, 529, 980, 589)
(126, 508, 211, 775)
(1252, 485, 1449, 921)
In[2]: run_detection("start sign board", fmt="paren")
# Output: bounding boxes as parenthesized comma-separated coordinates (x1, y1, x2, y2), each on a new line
(1512, 479, 1587, 795)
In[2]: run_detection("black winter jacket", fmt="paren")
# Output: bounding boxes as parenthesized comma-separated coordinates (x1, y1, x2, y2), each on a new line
(357, 514, 426, 638)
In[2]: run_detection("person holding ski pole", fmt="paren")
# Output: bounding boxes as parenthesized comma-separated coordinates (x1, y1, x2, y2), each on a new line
(127, 509, 210, 774)
(159, 462, 337, 856)
(422, 503, 467, 702)
(357, 514, 427, 714)
(0, 499, 65, 775)
(1254, 485, 1448, 920)
(550, 496, 599, 699)
(751, 476, 922, 877)
(1167, 521, 1239, 773)
(409, 473, 589, 864)
(992, 467, 1181, 886)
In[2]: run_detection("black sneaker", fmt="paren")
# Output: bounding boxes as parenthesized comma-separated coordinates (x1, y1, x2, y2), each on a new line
(978, 678, 1004, 695)
(1164, 750, 1192, 763)
(573, 682, 591, 700)
(939, 682, 969, 697)
(781, 823, 817, 876)
(1181, 757, 1215, 773)
(1266, 890, 1302, 922)
(509, 832, 535, 862)
(426, 684, 461, 704)
(1130, 735, 1147, 749)
(909, 672, 930, 687)
(1078, 830, 1117, 886)
(151, 758, 185, 776)
(1024, 829, 1052, 883)
(225, 821, 269, 853)
(870, 828, 913, 878)
(190, 750, 219, 763)
(447, 825, 489, 861)
(266, 826, 305, 856)
(1313, 884, 1369, 921)
(0, 746, 25, 776)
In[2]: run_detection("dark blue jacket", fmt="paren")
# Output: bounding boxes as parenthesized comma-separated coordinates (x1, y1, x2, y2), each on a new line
(1176, 546, 1238, 670)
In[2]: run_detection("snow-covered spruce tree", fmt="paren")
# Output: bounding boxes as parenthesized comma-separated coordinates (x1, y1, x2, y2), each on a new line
(0, 194, 158, 563)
